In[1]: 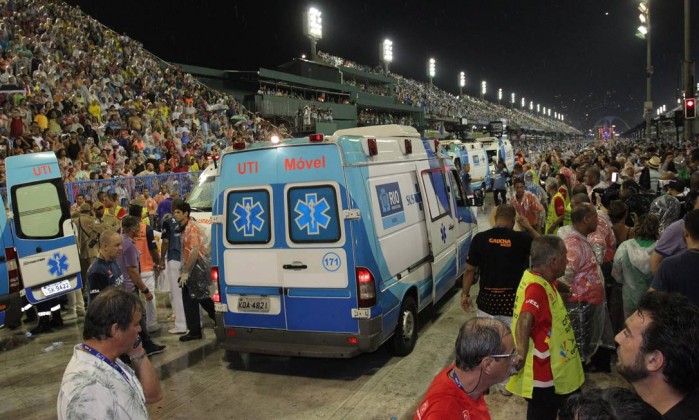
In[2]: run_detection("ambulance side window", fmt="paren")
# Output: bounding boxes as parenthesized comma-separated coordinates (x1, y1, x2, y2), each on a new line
(287, 185, 340, 244)
(225, 189, 271, 244)
(449, 170, 466, 207)
(421, 170, 451, 221)
(12, 180, 66, 239)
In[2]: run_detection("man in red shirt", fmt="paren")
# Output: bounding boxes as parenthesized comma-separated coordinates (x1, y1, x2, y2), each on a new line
(415, 318, 516, 420)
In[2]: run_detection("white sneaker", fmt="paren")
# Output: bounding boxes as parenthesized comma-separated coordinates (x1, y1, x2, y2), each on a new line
(168, 328, 187, 334)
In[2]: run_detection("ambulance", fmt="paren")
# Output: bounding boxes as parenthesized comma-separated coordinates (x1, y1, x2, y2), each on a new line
(0, 152, 83, 326)
(477, 136, 515, 172)
(210, 125, 480, 358)
(186, 162, 219, 230)
(440, 140, 490, 192)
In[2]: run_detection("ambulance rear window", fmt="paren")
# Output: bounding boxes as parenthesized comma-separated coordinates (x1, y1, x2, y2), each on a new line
(12, 180, 66, 239)
(287, 185, 340, 244)
(225, 189, 271, 244)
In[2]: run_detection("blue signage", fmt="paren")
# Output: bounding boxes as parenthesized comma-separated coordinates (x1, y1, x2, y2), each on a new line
(376, 182, 406, 229)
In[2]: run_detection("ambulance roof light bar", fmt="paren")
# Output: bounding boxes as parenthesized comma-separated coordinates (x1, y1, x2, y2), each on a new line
(309, 134, 324, 142)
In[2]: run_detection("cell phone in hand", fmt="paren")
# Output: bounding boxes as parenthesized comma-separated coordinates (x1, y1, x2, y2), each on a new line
(133, 336, 142, 349)
(611, 172, 619, 183)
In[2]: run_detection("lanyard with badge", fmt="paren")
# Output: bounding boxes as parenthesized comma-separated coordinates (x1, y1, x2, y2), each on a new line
(81, 343, 137, 388)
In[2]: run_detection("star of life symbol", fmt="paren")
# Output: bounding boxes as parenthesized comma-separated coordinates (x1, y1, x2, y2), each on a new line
(48, 252, 69, 277)
(440, 223, 447, 243)
(232, 197, 265, 237)
(294, 193, 331, 235)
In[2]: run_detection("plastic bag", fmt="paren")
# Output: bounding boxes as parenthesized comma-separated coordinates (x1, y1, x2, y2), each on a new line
(184, 219, 212, 300)
(649, 195, 681, 234)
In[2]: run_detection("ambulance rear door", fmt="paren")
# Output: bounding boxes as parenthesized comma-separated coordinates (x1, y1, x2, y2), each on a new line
(6, 152, 82, 304)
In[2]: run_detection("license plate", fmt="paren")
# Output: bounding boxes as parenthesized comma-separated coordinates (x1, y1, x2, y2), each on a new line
(237, 296, 270, 313)
(41, 280, 72, 297)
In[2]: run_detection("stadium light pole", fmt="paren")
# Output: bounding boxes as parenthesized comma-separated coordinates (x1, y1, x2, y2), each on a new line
(636, 0, 652, 140)
(511, 92, 515, 109)
(428, 58, 436, 86)
(303, 7, 323, 61)
(529, 101, 534, 112)
(459, 71, 466, 97)
(481, 81, 487, 100)
(382, 39, 393, 74)
(497, 88, 503, 105)
(521, 97, 525, 108)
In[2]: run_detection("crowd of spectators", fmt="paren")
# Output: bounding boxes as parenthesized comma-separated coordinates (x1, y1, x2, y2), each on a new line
(317, 52, 580, 135)
(358, 109, 414, 126)
(297, 104, 334, 130)
(0, 0, 287, 187)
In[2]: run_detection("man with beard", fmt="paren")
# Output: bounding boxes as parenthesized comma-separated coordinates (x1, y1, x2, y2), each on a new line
(615, 292, 699, 418)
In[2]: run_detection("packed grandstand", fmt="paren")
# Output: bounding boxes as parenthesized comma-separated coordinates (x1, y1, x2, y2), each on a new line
(0, 0, 580, 197)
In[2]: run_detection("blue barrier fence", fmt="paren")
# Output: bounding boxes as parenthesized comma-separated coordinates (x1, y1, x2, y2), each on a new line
(1, 171, 202, 207)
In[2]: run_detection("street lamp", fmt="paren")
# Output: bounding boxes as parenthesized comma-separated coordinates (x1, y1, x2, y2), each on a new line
(382, 39, 393, 73)
(636, 0, 652, 140)
(459, 71, 466, 97)
(303, 7, 323, 61)
(428, 58, 436, 85)
(481, 81, 487, 100)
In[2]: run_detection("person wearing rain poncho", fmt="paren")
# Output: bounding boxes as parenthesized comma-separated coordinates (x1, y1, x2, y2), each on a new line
(611, 214, 659, 319)
(557, 203, 615, 372)
(173, 200, 216, 342)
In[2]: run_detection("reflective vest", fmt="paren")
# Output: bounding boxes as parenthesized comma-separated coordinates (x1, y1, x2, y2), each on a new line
(141, 207, 150, 226)
(545, 192, 565, 235)
(506, 270, 584, 398)
(135, 222, 155, 272)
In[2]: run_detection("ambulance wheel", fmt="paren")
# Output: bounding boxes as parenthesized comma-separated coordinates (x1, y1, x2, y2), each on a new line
(390, 296, 417, 356)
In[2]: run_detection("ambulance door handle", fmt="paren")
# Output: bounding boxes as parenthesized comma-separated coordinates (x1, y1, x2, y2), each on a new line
(283, 263, 307, 270)
(448, 224, 454, 230)
(36, 247, 43, 253)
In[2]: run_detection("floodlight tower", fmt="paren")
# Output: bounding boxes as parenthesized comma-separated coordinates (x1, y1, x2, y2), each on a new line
(303, 7, 323, 61)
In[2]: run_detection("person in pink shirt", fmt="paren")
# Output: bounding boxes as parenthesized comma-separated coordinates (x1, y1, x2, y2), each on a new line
(511, 177, 544, 232)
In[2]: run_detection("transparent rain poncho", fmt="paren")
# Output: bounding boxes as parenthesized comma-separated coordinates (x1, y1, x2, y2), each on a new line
(649, 195, 681, 235)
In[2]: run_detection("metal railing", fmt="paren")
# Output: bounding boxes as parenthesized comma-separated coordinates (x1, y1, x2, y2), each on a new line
(1, 171, 202, 207)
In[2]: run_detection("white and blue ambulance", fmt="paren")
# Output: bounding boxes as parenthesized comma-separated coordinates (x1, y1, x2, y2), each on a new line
(441, 140, 490, 192)
(210, 125, 480, 358)
(0, 152, 83, 326)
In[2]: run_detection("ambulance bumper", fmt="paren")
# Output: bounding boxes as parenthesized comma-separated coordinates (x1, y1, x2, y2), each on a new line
(215, 313, 383, 358)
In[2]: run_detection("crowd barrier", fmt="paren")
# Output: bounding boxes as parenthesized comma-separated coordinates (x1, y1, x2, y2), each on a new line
(1, 171, 203, 207)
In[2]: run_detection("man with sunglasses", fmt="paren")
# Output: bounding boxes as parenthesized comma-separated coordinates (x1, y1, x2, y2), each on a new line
(507, 235, 584, 420)
(415, 318, 516, 420)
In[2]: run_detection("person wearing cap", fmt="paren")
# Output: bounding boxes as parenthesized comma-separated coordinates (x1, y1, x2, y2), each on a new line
(93, 201, 120, 233)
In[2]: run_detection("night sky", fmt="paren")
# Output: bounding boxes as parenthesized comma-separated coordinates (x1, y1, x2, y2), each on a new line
(64, 0, 698, 131)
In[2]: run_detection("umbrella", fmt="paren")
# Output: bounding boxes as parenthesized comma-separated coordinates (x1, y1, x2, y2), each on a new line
(230, 114, 248, 121)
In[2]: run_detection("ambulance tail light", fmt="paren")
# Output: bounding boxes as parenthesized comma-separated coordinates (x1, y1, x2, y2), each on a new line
(309, 134, 324, 142)
(356, 267, 376, 307)
(211, 266, 221, 303)
(5, 247, 22, 294)
(367, 138, 378, 156)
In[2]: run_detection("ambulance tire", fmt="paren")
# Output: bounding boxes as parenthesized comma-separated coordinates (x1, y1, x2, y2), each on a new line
(390, 296, 417, 357)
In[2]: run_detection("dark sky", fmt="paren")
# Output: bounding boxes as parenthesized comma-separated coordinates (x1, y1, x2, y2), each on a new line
(65, 0, 697, 131)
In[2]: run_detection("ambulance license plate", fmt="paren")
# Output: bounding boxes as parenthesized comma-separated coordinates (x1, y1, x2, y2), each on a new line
(237, 296, 270, 313)
(41, 280, 72, 297)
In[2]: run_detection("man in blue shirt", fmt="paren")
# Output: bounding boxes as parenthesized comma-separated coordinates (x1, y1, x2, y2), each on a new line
(159, 199, 187, 334)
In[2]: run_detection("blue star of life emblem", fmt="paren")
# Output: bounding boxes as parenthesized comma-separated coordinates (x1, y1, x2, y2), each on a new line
(440, 223, 447, 243)
(232, 197, 265, 237)
(48, 252, 69, 277)
(294, 193, 331, 235)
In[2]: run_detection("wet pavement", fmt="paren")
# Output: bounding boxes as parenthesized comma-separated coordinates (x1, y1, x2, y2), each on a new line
(0, 200, 630, 419)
